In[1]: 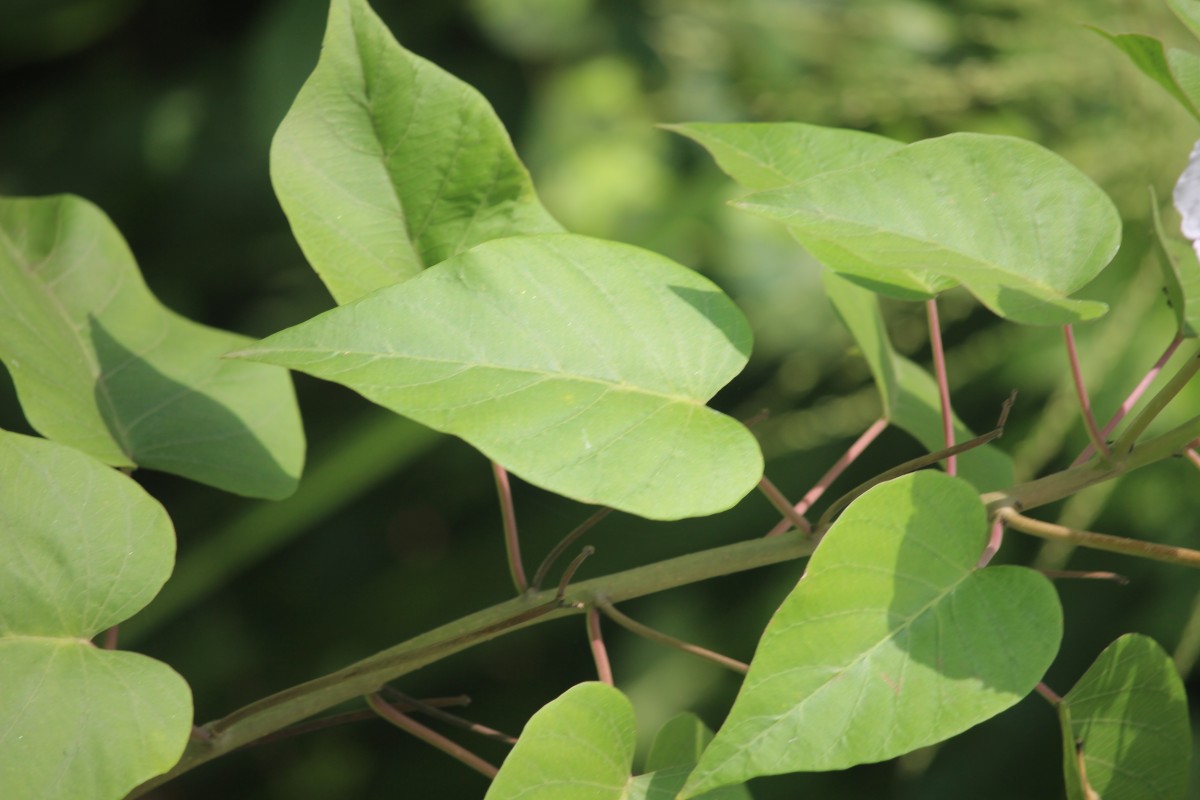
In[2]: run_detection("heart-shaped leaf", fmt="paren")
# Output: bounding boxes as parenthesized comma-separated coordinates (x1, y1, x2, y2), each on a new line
(0, 430, 192, 800)
(1091, 28, 1200, 122)
(666, 122, 952, 300)
(682, 471, 1062, 797)
(272, 0, 561, 304)
(1058, 634, 1190, 800)
(1151, 185, 1200, 338)
(822, 271, 1014, 491)
(0, 194, 304, 499)
(736, 132, 1120, 324)
(233, 233, 762, 520)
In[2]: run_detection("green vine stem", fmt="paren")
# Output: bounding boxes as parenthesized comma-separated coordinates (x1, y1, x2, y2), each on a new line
(997, 507, 1200, 568)
(492, 462, 528, 594)
(1109, 346, 1200, 458)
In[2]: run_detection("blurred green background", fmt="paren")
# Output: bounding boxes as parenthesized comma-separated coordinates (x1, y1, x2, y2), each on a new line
(4, 0, 1200, 797)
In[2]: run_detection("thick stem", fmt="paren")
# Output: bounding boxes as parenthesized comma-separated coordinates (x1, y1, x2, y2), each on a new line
(587, 607, 613, 685)
(492, 462, 528, 594)
(596, 598, 748, 674)
(926, 298, 956, 476)
(366, 694, 498, 779)
(997, 508, 1200, 569)
(1063, 325, 1110, 461)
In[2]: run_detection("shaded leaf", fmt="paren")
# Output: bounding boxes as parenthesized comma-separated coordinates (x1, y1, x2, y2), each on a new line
(631, 714, 752, 800)
(233, 233, 762, 520)
(0, 430, 191, 800)
(272, 0, 561, 304)
(1170, 0, 1200, 44)
(737, 132, 1119, 324)
(823, 271, 1014, 491)
(0, 194, 304, 499)
(1151, 185, 1200, 338)
(1090, 28, 1200, 122)
(682, 471, 1061, 796)
(1059, 634, 1190, 800)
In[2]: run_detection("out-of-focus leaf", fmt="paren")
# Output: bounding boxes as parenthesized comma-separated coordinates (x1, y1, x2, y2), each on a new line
(1151, 185, 1200, 337)
(1090, 28, 1200, 122)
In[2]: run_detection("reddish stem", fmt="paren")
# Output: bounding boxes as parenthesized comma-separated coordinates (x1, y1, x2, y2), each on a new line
(587, 607, 614, 686)
(367, 693, 499, 779)
(757, 476, 811, 535)
(102, 625, 119, 650)
(765, 417, 888, 537)
(1035, 681, 1062, 706)
(926, 298, 956, 476)
(1187, 448, 1200, 471)
(976, 517, 1004, 568)
(1074, 335, 1183, 466)
(492, 462, 528, 593)
(1064, 325, 1110, 461)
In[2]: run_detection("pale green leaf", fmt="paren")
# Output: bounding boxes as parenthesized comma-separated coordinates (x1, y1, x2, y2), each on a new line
(271, 0, 561, 304)
(682, 471, 1062, 796)
(632, 714, 752, 800)
(233, 233, 762, 520)
(823, 271, 1014, 491)
(0, 194, 304, 499)
(0, 431, 191, 800)
(1059, 634, 1190, 800)
(485, 683, 634, 800)
(737, 132, 1120, 324)
(1150, 186, 1200, 338)
(1170, 0, 1200, 43)
(1090, 28, 1200, 122)
(666, 121, 950, 300)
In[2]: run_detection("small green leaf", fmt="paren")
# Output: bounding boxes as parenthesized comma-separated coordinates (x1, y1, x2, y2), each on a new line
(0, 430, 192, 800)
(0, 194, 304, 499)
(682, 471, 1062, 796)
(1150, 186, 1200, 338)
(823, 271, 1013, 491)
(1090, 28, 1200, 122)
(485, 683, 634, 800)
(272, 0, 561, 304)
(737, 132, 1119, 324)
(666, 121, 950, 300)
(632, 714, 752, 800)
(1058, 634, 1190, 800)
(1169, 0, 1200, 44)
(234, 233, 762, 520)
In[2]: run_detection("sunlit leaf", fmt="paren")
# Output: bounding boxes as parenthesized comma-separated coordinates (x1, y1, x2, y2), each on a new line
(0, 194, 304, 499)
(682, 471, 1061, 796)
(233, 233, 762, 519)
(736, 133, 1119, 324)
(823, 271, 1014, 491)
(1151, 185, 1200, 338)
(1058, 634, 1190, 800)
(1170, 0, 1200, 44)
(0, 431, 191, 800)
(272, 0, 561, 304)
(1090, 28, 1200, 122)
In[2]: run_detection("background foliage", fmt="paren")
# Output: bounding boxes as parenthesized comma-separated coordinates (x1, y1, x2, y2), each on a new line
(3, 0, 1200, 797)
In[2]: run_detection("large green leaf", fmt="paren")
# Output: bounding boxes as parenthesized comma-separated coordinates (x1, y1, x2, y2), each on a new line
(1058, 634, 1190, 800)
(0, 430, 191, 800)
(736, 133, 1120, 324)
(682, 471, 1062, 797)
(233, 233, 762, 520)
(1151, 186, 1200, 338)
(666, 122, 951, 300)
(823, 271, 1014, 491)
(271, 0, 561, 304)
(0, 194, 304, 499)
(1090, 29, 1200, 122)
(625, 714, 751, 800)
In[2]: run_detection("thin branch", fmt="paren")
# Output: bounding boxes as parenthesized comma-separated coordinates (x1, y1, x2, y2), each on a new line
(587, 607, 614, 686)
(382, 688, 516, 744)
(102, 626, 119, 650)
(927, 298, 957, 476)
(530, 508, 612, 592)
(557, 546, 595, 602)
(1063, 325, 1110, 461)
(1035, 681, 1062, 706)
(765, 417, 888, 537)
(366, 693, 498, 779)
(1037, 570, 1129, 585)
(247, 695, 471, 748)
(1111, 348, 1200, 458)
(596, 598, 748, 674)
(997, 507, 1200, 569)
(757, 476, 811, 535)
(492, 462, 527, 594)
(1187, 447, 1200, 471)
(976, 518, 1004, 568)
(1074, 335, 1183, 465)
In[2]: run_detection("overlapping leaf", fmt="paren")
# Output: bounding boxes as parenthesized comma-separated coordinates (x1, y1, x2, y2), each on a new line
(1091, 28, 1200, 122)
(625, 714, 751, 800)
(1151, 186, 1200, 338)
(823, 271, 1014, 491)
(1058, 634, 1190, 800)
(0, 430, 192, 800)
(682, 471, 1062, 797)
(735, 133, 1119, 324)
(272, 0, 561, 304)
(233, 233, 762, 520)
(0, 194, 304, 499)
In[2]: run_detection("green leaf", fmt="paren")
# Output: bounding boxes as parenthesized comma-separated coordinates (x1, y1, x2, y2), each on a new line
(1170, 0, 1200, 44)
(233, 233, 762, 520)
(0, 430, 192, 800)
(0, 194, 304, 499)
(682, 471, 1062, 797)
(1090, 28, 1200, 122)
(823, 271, 1014, 491)
(737, 132, 1120, 324)
(1058, 634, 1191, 800)
(666, 122, 951, 300)
(271, 0, 561, 304)
(632, 714, 752, 800)
(1151, 186, 1200, 338)
(485, 683, 634, 800)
